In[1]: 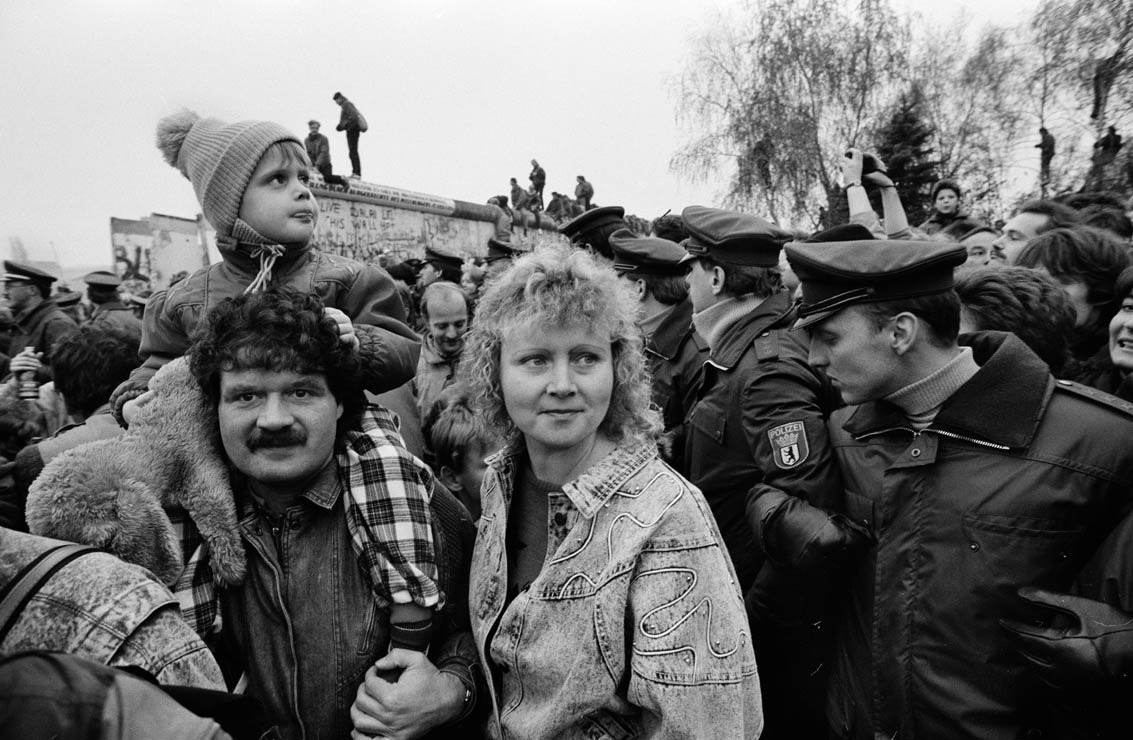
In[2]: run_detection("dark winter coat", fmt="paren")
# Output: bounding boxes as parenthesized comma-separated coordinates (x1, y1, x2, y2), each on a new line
(826, 331, 1133, 740)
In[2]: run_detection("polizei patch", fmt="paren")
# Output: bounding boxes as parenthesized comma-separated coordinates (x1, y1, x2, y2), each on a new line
(768, 421, 809, 469)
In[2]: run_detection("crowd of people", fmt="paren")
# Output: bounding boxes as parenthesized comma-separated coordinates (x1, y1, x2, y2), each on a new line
(0, 108, 1132, 740)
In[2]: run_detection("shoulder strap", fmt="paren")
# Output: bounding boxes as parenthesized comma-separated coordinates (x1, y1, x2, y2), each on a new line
(753, 329, 780, 362)
(0, 543, 97, 643)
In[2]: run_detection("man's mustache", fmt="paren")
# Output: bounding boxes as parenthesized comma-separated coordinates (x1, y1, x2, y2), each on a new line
(247, 429, 307, 451)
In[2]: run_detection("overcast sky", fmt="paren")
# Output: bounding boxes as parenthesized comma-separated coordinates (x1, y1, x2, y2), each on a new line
(0, 0, 1034, 268)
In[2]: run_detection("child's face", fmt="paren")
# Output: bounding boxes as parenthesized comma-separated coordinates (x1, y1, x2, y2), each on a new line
(238, 146, 318, 244)
(934, 189, 959, 215)
(456, 439, 490, 502)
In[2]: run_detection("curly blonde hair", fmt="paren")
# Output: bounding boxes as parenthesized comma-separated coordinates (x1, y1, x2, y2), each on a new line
(461, 244, 662, 447)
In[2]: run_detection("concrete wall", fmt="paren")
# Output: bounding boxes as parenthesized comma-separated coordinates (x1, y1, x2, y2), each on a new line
(307, 176, 565, 265)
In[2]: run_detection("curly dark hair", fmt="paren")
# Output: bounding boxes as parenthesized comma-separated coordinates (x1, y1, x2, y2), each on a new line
(188, 288, 365, 441)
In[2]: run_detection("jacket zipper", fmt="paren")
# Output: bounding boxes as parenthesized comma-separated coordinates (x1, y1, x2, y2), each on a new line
(855, 425, 1010, 451)
(928, 427, 1011, 451)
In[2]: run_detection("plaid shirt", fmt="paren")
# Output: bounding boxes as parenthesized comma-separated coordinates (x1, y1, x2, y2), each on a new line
(172, 404, 440, 636)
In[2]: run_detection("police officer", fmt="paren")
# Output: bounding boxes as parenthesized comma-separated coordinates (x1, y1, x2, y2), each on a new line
(559, 205, 626, 261)
(52, 291, 85, 324)
(608, 229, 707, 474)
(484, 237, 528, 280)
(83, 271, 142, 337)
(415, 248, 463, 288)
(2, 261, 77, 383)
(787, 238, 1133, 740)
(681, 206, 854, 740)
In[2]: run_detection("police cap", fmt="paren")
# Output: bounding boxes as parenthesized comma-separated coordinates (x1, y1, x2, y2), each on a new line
(608, 229, 688, 276)
(420, 248, 463, 272)
(805, 223, 875, 243)
(3, 260, 57, 287)
(54, 291, 82, 308)
(559, 206, 626, 244)
(678, 206, 792, 267)
(486, 237, 527, 263)
(785, 239, 968, 330)
(83, 270, 122, 288)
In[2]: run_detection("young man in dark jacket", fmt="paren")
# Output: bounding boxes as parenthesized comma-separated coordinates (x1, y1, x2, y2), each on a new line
(333, 91, 366, 178)
(788, 238, 1133, 740)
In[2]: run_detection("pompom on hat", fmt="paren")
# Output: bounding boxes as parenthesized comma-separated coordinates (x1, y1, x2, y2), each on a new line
(156, 109, 301, 237)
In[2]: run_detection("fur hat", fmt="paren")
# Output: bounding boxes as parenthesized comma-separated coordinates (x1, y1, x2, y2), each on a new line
(26, 357, 246, 587)
(156, 110, 301, 237)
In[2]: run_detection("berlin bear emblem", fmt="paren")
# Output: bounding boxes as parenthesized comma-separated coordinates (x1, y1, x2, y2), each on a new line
(768, 421, 809, 469)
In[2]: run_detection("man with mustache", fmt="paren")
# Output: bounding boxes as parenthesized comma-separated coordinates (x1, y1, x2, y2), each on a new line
(189, 288, 478, 740)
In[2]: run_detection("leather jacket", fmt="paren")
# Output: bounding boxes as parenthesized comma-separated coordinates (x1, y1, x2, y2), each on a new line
(643, 298, 707, 475)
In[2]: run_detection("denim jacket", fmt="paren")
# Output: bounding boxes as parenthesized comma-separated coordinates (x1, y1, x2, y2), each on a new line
(218, 464, 477, 740)
(471, 442, 763, 740)
(0, 528, 224, 689)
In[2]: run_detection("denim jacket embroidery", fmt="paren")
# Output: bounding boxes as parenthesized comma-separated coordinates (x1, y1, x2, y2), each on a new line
(470, 442, 763, 740)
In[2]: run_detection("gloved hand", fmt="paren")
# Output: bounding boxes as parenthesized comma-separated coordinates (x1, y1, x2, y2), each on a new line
(1001, 586, 1133, 688)
(748, 489, 871, 571)
(0, 457, 14, 488)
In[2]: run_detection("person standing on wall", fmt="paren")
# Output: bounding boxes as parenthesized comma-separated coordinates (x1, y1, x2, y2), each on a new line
(528, 159, 546, 210)
(333, 91, 367, 179)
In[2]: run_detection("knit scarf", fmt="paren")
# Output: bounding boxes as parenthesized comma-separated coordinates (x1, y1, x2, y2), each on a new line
(173, 406, 440, 637)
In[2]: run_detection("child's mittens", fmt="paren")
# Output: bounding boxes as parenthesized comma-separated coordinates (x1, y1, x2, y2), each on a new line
(324, 307, 359, 349)
(110, 380, 150, 428)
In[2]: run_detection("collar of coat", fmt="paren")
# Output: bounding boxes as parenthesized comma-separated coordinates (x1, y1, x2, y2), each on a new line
(215, 218, 312, 274)
(487, 441, 658, 520)
(14, 297, 66, 331)
(421, 333, 462, 366)
(707, 291, 795, 370)
(645, 298, 699, 361)
(842, 330, 1053, 449)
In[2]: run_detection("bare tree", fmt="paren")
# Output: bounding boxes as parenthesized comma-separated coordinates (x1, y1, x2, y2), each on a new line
(672, 0, 909, 227)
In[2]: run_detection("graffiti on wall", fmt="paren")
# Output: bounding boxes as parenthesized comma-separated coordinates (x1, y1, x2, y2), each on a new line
(312, 195, 499, 264)
(109, 214, 208, 291)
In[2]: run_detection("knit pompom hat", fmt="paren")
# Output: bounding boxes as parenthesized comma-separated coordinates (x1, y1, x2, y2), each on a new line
(156, 110, 302, 237)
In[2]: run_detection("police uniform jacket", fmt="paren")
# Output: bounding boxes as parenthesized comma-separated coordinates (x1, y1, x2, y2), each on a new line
(826, 331, 1133, 740)
(644, 298, 707, 475)
(684, 290, 843, 593)
(9, 298, 78, 382)
(86, 302, 143, 337)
